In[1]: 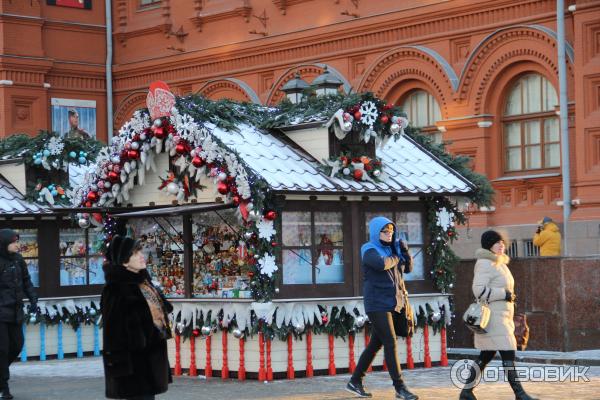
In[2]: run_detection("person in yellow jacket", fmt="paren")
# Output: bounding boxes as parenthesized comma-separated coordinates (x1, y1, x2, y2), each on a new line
(533, 217, 561, 256)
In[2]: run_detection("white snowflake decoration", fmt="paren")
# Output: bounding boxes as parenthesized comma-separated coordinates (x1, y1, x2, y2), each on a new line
(47, 136, 64, 156)
(257, 218, 276, 240)
(359, 101, 378, 127)
(436, 208, 454, 230)
(258, 254, 278, 277)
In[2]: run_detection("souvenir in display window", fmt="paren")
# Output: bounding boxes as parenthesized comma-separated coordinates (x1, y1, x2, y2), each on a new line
(19, 230, 39, 287)
(59, 228, 105, 286)
(282, 211, 345, 285)
(130, 218, 185, 298)
(192, 211, 251, 298)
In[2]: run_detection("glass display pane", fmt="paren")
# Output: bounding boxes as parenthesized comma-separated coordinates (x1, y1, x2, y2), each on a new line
(191, 211, 252, 299)
(282, 249, 312, 285)
(544, 118, 560, 142)
(504, 123, 521, 146)
(88, 230, 105, 255)
(404, 246, 424, 281)
(524, 120, 541, 144)
(365, 212, 394, 240)
(89, 256, 105, 285)
(505, 81, 522, 116)
(523, 74, 542, 114)
(25, 259, 39, 287)
(282, 211, 311, 246)
(60, 258, 87, 286)
(396, 212, 423, 245)
(506, 148, 521, 171)
(60, 229, 87, 257)
(316, 249, 344, 284)
(314, 212, 343, 246)
(130, 217, 185, 298)
(18, 230, 38, 258)
(545, 143, 561, 168)
(525, 145, 542, 169)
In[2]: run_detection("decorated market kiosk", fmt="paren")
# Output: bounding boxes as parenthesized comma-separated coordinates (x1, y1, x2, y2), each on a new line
(70, 82, 479, 379)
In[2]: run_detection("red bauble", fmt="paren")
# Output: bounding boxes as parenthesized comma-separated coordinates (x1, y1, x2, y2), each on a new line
(354, 111, 362, 120)
(232, 195, 241, 206)
(92, 213, 103, 223)
(448, 231, 454, 237)
(353, 169, 364, 180)
(217, 181, 229, 195)
(127, 150, 139, 160)
(321, 316, 329, 324)
(108, 171, 119, 182)
(87, 191, 98, 202)
(264, 210, 277, 221)
(192, 329, 200, 337)
(192, 156, 204, 168)
(153, 127, 165, 139)
(364, 163, 373, 171)
(85, 201, 92, 208)
(175, 142, 187, 155)
(271, 241, 278, 247)
(380, 115, 389, 124)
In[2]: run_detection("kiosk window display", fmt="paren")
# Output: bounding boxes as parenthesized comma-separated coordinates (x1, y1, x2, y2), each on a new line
(59, 228, 105, 286)
(131, 217, 186, 298)
(191, 210, 252, 298)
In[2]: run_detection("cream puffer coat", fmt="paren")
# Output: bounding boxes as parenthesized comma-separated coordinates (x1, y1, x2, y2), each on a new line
(471, 248, 517, 351)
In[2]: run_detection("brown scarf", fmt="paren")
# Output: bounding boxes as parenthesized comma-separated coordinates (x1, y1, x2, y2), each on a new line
(139, 280, 168, 333)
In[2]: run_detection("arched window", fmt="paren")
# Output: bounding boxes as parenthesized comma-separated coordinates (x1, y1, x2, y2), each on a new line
(503, 74, 560, 172)
(401, 90, 442, 142)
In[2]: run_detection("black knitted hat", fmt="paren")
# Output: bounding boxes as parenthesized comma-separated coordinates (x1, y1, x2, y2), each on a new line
(107, 235, 139, 266)
(481, 230, 504, 251)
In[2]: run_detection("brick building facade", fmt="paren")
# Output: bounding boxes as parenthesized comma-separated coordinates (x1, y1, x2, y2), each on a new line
(1, 0, 599, 255)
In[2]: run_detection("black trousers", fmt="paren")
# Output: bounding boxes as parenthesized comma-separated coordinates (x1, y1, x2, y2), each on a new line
(478, 350, 516, 366)
(0, 321, 24, 390)
(351, 311, 403, 387)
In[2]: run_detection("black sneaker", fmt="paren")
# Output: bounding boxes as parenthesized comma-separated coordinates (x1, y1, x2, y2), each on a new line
(346, 380, 373, 398)
(1, 387, 13, 400)
(395, 383, 418, 400)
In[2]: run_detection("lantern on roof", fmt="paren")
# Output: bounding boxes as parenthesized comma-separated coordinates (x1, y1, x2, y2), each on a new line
(312, 66, 343, 97)
(280, 72, 310, 104)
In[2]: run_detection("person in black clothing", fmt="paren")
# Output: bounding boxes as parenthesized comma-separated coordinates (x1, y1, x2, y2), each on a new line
(0, 229, 38, 400)
(101, 235, 173, 400)
(346, 216, 418, 400)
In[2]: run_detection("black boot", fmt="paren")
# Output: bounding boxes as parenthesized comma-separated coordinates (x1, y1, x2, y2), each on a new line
(458, 358, 487, 400)
(346, 379, 373, 398)
(503, 360, 538, 400)
(1, 386, 13, 400)
(394, 379, 419, 400)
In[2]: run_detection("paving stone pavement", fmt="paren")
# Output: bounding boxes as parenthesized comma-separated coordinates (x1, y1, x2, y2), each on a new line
(7, 357, 600, 400)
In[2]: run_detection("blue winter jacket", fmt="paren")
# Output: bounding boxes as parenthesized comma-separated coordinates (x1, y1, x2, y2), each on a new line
(361, 216, 407, 313)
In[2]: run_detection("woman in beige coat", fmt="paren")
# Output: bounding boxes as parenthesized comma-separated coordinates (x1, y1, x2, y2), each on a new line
(459, 230, 538, 400)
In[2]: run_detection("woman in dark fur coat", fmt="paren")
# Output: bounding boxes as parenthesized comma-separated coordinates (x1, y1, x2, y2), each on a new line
(101, 235, 173, 400)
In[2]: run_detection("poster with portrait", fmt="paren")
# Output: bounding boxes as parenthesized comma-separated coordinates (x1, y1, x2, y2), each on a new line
(51, 98, 96, 140)
(47, 0, 92, 9)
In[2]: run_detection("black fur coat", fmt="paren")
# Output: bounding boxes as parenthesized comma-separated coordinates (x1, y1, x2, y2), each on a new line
(100, 264, 173, 399)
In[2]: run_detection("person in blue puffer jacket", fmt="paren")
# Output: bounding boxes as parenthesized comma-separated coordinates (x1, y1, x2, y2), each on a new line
(346, 216, 418, 400)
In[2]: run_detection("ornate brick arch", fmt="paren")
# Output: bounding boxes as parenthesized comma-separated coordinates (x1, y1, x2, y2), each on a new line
(267, 63, 351, 106)
(114, 91, 147, 130)
(197, 78, 261, 104)
(358, 46, 457, 117)
(457, 25, 575, 114)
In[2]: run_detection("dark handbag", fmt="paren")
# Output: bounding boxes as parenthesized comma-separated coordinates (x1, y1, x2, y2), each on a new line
(514, 313, 530, 351)
(393, 301, 414, 338)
